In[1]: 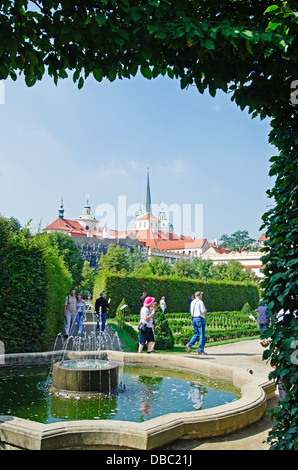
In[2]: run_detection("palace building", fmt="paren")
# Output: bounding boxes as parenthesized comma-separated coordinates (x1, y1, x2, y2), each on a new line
(44, 168, 207, 255)
(43, 169, 264, 276)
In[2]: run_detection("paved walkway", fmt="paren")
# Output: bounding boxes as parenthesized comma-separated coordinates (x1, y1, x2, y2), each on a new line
(161, 339, 279, 450)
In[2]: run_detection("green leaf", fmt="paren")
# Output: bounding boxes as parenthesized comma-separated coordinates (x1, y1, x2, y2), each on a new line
(147, 25, 159, 34)
(115, 36, 125, 46)
(180, 75, 189, 90)
(78, 76, 84, 89)
(266, 21, 282, 32)
(264, 5, 280, 13)
(282, 337, 296, 349)
(128, 61, 138, 77)
(204, 39, 215, 50)
(95, 13, 106, 26)
(140, 65, 153, 79)
(108, 67, 117, 82)
(130, 10, 141, 22)
(245, 39, 253, 55)
(240, 30, 254, 40)
(142, 46, 153, 60)
(93, 68, 103, 82)
(167, 67, 174, 79)
(72, 69, 80, 83)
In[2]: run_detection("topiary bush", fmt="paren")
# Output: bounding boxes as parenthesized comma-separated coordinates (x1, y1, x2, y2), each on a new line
(115, 298, 131, 317)
(153, 306, 174, 350)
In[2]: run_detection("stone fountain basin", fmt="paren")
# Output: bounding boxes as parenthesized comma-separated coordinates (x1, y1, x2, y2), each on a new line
(0, 350, 275, 450)
(50, 359, 119, 394)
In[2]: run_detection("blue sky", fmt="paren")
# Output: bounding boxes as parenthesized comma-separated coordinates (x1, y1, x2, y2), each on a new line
(0, 73, 275, 241)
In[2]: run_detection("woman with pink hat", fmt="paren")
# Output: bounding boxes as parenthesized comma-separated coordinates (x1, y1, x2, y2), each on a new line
(138, 296, 157, 353)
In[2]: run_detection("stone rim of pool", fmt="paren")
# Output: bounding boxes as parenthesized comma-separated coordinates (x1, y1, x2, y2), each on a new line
(0, 350, 275, 450)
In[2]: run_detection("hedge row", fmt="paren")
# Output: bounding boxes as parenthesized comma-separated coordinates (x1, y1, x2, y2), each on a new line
(93, 272, 259, 316)
(167, 311, 259, 343)
(0, 222, 73, 353)
(116, 308, 259, 346)
(173, 325, 260, 345)
(167, 312, 257, 330)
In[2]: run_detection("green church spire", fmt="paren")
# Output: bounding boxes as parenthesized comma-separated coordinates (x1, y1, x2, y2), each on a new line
(144, 167, 151, 214)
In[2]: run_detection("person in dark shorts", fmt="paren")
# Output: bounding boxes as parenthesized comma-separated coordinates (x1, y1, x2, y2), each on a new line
(138, 296, 157, 353)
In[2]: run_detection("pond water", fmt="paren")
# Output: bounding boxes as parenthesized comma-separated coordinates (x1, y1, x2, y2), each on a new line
(0, 364, 241, 424)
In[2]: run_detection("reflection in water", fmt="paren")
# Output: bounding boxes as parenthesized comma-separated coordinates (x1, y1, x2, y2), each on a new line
(0, 365, 240, 424)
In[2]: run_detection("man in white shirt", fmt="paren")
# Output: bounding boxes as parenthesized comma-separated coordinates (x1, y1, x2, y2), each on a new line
(186, 291, 207, 355)
(160, 296, 166, 313)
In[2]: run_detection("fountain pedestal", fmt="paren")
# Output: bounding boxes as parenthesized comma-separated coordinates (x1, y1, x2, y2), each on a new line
(50, 359, 119, 394)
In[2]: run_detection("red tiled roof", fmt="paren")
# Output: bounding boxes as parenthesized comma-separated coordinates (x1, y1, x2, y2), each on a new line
(44, 218, 86, 233)
(135, 213, 160, 222)
(156, 238, 208, 251)
(258, 233, 268, 241)
(210, 246, 230, 254)
(44, 218, 207, 252)
(243, 265, 265, 269)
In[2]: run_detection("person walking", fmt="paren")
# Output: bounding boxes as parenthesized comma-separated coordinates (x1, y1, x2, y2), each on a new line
(186, 291, 207, 355)
(188, 294, 194, 313)
(64, 288, 77, 338)
(159, 296, 166, 313)
(95, 291, 110, 333)
(138, 296, 157, 353)
(76, 292, 86, 336)
(140, 292, 147, 309)
(257, 301, 269, 347)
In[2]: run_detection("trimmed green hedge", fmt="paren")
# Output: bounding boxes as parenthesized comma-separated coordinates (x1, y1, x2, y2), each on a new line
(120, 309, 259, 345)
(0, 223, 73, 353)
(173, 325, 260, 345)
(93, 272, 259, 317)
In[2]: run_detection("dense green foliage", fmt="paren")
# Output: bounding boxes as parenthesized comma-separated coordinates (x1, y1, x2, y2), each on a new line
(263, 314, 298, 450)
(169, 310, 259, 344)
(115, 297, 131, 319)
(153, 305, 174, 350)
(98, 244, 130, 272)
(219, 230, 255, 252)
(78, 260, 96, 295)
(99, 244, 259, 283)
(0, 217, 73, 353)
(0, 0, 297, 448)
(93, 271, 259, 316)
(46, 232, 84, 287)
(121, 309, 259, 345)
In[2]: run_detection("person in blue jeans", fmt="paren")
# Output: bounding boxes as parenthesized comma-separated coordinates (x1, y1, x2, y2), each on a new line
(186, 292, 207, 355)
(95, 291, 110, 333)
(76, 293, 86, 336)
(257, 302, 269, 347)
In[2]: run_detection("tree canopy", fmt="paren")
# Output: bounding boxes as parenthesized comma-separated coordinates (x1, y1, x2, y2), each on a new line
(0, 0, 297, 112)
(46, 231, 84, 286)
(219, 230, 255, 252)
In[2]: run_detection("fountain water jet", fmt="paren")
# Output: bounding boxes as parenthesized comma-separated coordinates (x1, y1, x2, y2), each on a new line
(47, 306, 121, 395)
